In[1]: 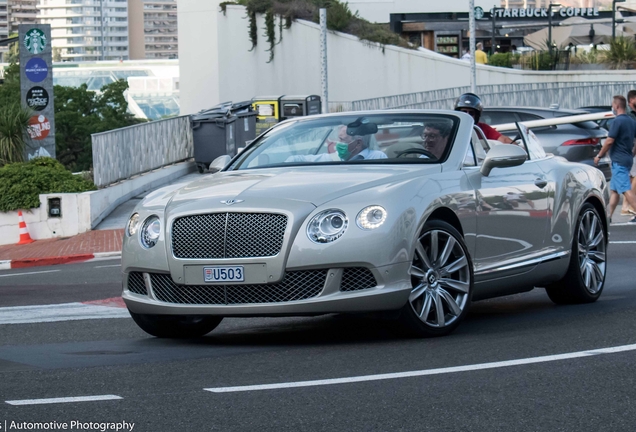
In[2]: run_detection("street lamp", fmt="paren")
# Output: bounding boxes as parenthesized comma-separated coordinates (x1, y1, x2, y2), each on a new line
(613, 0, 626, 41)
(548, 3, 561, 56)
(491, 7, 504, 55)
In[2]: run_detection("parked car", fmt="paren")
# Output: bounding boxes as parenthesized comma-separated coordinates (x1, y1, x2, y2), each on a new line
(122, 111, 609, 339)
(481, 107, 611, 180)
(577, 106, 614, 131)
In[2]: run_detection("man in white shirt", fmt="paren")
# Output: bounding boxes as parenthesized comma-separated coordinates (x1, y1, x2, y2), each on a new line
(286, 128, 387, 162)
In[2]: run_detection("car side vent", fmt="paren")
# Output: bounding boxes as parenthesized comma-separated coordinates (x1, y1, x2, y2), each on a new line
(127, 272, 147, 295)
(340, 268, 378, 292)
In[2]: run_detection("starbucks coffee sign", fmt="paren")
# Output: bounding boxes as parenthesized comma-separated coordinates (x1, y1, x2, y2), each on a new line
(491, 7, 600, 19)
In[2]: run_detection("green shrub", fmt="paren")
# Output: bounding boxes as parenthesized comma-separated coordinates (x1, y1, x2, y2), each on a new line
(0, 157, 96, 212)
(603, 36, 636, 69)
(489, 52, 513, 68)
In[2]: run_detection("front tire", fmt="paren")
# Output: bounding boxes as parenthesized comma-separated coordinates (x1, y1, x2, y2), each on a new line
(129, 312, 223, 338)
(398, 219, 474, 337)
(545, 203, 607, 305)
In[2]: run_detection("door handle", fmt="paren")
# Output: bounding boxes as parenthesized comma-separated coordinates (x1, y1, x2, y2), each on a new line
(534, 178, 548, 188)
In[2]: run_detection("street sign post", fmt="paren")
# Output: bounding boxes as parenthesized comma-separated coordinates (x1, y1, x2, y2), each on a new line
(19, 24, 55, 160)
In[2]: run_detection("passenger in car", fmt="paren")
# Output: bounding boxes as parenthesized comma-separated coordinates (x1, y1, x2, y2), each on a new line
(286, 126, 387, 162)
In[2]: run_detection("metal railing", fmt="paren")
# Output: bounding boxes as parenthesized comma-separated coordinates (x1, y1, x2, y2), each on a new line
(350, 82, 636, 112)
(91, 115, 193, 188)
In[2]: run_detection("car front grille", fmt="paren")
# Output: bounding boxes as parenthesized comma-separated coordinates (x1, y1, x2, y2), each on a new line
(171, 212, 287, 259)
(127, 272, 147, 295)
(148, 270, 327, 305)
(340, 267, 378, 291)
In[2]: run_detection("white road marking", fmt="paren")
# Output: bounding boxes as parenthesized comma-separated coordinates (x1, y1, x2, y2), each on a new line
(0, 270, 60, 278)
(0, 302, 130, 325)
(609, 241, 636, 244)
(94, 264, 121, 269)
(205, 343, 636, 393)
(5, 395, 123, 406)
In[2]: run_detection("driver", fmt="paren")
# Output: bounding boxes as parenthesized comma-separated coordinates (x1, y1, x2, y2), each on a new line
(421, 121, 451, 159)
(454, 93, 513, 144)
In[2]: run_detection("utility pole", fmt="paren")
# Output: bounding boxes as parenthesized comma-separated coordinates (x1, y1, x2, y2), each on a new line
(319, 8, 328, 114)
(491, 7, 504, 55)
(548, 3, 561, 56)
(469, 0, 476, 93)
(613, 0, 626, 42)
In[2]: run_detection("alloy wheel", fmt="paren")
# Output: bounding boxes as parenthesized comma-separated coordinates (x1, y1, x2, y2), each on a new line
(409, 229, 471, 328)
(577, 209, 606, 294)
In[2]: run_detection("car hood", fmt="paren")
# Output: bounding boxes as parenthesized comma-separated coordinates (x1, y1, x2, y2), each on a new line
(165, 165, 442, 209)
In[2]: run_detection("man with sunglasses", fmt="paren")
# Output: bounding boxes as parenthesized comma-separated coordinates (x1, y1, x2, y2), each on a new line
(454, 93, 513, 144)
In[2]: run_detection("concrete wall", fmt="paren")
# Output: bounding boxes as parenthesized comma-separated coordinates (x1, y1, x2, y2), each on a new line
(179, 1, 636, 115)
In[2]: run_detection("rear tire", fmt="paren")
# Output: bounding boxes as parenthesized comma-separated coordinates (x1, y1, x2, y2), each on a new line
(129, 312, 223, 338)
(545, 203, 607, 305)
(397, 219, 474, 337)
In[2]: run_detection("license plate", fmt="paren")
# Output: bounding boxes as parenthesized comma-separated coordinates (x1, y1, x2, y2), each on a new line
(204, 266, 244, 282)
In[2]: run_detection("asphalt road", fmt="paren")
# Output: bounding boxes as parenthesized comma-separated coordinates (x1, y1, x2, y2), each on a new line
(0, 226, 635, 431)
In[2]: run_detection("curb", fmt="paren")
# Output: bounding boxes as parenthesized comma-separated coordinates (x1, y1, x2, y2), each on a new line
(0, 252, 122, 270)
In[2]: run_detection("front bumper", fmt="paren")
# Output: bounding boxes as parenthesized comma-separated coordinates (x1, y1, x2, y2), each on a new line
(122, 262, 412, 317)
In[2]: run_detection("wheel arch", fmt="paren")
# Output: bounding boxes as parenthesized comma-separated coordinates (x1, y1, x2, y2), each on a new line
(427, 207, 464, 237)
(584, 195, 608, 238)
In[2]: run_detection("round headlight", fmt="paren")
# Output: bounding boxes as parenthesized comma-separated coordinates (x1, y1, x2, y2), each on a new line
(140, 216, 161, 248)
(307, 209, 348, 243)
(127, 213, 140, 237)
(356, 206, 387, 230)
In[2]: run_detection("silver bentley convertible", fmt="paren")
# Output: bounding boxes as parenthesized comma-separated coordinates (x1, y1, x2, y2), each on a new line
(122, 111, 609, 338)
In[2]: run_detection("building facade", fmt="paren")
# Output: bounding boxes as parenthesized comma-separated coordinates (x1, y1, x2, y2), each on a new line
(0, 0, 8, 62)
(37, 0, 129, 62)
(128, 0, 177, 59)
(9, 0, 38, 34)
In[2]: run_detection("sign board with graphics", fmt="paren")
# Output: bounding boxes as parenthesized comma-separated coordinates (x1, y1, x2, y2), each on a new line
(491, 7, 600, 19)
(19, 24, 55, 160)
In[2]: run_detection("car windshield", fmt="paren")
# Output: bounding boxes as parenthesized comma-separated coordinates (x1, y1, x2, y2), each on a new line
(228, 113, 460, 170)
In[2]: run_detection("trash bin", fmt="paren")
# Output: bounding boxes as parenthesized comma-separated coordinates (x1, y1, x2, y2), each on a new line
(191, 110, 237, 173)
(252, 96, 284, 136)
(228, 101, 257, 151)
(280, 95, 322, 121)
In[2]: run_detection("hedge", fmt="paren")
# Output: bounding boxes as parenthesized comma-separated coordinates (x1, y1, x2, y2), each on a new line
(0, 157, 96, 212)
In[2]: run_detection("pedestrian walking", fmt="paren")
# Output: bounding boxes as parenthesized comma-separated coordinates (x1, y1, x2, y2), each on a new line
(594, 95, 636, 223)
(622, 90, 636, 216)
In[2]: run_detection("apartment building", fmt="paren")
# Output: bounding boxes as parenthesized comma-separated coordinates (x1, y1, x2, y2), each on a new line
(0, 0, 8, 62)
(128, 0, 177, 60)
(37, 0, 129, 62)
(9, 0, 37, 34)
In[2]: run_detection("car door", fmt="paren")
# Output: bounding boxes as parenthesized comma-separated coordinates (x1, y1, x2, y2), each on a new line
(464, 124, 550, 276)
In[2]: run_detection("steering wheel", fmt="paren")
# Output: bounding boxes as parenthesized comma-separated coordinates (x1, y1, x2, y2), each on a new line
(396, 148, 438, 160)
(512, 133, 521, 142)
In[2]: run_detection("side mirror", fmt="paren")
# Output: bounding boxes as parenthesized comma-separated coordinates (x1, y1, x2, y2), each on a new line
(480, 144, 527, 177)
(208, 155, 232, 173)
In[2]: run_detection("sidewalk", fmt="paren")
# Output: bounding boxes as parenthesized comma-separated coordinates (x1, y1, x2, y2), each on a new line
(0, 229, 123, 269)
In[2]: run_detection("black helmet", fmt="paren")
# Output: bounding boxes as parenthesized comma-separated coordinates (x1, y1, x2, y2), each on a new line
(454, 93, 484, 121)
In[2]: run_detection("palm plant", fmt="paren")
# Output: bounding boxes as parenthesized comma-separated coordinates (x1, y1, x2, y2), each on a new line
(0, 103, 32, 166)
(602, 36, 636, 69)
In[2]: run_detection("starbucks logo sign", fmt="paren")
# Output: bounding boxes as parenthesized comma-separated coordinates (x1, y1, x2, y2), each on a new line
(24, 28, 47, 54)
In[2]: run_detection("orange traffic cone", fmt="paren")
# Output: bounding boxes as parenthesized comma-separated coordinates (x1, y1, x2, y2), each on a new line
(17, 210, 34, 245)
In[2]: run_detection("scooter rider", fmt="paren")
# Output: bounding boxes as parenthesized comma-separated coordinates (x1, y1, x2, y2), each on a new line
(454, 93, 513, 144)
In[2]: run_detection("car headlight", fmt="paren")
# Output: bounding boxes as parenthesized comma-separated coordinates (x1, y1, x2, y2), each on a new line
(356, 206, 387, 230)
(127, 213, 140, 237)
(307, 209, 348, 243)
(140, 216, 161, 248)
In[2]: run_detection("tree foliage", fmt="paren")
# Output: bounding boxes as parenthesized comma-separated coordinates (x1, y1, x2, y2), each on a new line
(54, 79, 142, 172)
(0, 103, 32, 167)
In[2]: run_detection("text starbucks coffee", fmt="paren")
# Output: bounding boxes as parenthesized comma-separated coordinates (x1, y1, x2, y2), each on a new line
(491, 7, 600, 19)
